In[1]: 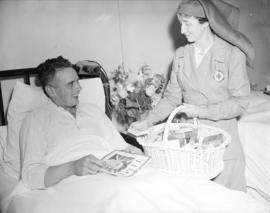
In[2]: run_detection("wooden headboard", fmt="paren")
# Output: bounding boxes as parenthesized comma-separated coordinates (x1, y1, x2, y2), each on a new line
(0, 61, 113, 125)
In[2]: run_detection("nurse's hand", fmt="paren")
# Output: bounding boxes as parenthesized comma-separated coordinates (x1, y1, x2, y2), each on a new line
(177, 103, 207, 118)
(129, 120, 151, 131)
(124, 145, 143, 155)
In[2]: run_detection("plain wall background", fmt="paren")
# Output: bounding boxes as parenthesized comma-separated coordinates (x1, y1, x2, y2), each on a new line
(0, 0, 270, 110)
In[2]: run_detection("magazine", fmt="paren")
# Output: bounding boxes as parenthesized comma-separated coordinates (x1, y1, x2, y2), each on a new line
(101, 150, 151, 177)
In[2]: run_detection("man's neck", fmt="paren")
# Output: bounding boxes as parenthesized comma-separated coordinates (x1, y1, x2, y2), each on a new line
(50, 99, 77, 117)
(65, 107, 77, 117)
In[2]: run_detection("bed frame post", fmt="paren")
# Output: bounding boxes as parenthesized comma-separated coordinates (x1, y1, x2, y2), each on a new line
(0, 82, 5, 125)
(25, 73, 30, 85)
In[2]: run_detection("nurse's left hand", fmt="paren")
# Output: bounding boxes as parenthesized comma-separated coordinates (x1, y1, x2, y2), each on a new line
(124, 145, 143, 155)
(177, 103, 207, 118)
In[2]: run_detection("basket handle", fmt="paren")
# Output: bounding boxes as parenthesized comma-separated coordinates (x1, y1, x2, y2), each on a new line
(163, 105, 198, 143)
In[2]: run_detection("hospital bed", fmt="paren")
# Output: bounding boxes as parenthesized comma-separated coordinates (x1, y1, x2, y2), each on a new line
(238, 91, 270, 207)
(0, 62, 269, 213)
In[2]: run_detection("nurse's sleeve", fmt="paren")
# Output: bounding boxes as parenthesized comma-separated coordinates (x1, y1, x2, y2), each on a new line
(146, 53, 183, 125)
(20, 113, 49, 189)
(203, 47, 250, 120)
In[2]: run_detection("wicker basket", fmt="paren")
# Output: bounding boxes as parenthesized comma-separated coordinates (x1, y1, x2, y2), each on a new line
(137, 106, 231, 180)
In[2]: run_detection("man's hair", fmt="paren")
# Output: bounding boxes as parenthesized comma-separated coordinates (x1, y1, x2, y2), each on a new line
(36, 56, 73, 93)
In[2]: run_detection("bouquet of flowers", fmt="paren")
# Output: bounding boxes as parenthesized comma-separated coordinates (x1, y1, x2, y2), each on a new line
(110, 64, 165, 129)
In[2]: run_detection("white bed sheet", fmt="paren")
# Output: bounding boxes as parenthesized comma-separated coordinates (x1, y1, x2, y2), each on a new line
(0, 126, 7, 162)
(0, 126, 19, 212)
(3, 166, 269, 213)
(238, 91, 270, 207)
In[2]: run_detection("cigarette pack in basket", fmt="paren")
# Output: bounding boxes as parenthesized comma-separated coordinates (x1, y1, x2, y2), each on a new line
(135, 106, 231, 180)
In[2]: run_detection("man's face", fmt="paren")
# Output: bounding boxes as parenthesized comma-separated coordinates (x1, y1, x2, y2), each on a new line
(49, 67, 81, 108)
(178, 15, 207, 43)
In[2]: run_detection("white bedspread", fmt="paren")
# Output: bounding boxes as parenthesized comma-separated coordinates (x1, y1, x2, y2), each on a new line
(2, 131, 269, 213)
(3, 167, 269, 213)
(238, 91, 270, 207)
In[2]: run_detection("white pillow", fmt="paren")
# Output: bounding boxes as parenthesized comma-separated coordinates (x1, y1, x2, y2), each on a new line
(4, 78, 106, 178)
(4, 82, 49, 178)
(78, 78, 105, 112)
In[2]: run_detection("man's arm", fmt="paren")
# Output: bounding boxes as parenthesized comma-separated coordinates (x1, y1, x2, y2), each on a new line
(20, 112, 105, 189)
(20, 113, 49, 189)
(44, 154, 105, 187)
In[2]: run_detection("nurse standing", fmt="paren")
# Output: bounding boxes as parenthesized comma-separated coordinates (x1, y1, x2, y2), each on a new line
(130, 0, 255, 192)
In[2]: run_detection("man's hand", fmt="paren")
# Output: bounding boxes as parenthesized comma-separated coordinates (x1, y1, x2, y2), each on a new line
(72, 154, 105, 176)
(45, 154, 105, 188)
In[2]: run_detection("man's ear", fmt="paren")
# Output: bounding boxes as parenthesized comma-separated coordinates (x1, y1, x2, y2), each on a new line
(45, 85, 56, 98)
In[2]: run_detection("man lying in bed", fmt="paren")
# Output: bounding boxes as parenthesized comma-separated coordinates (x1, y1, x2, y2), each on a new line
(19, 56, 141, 189)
